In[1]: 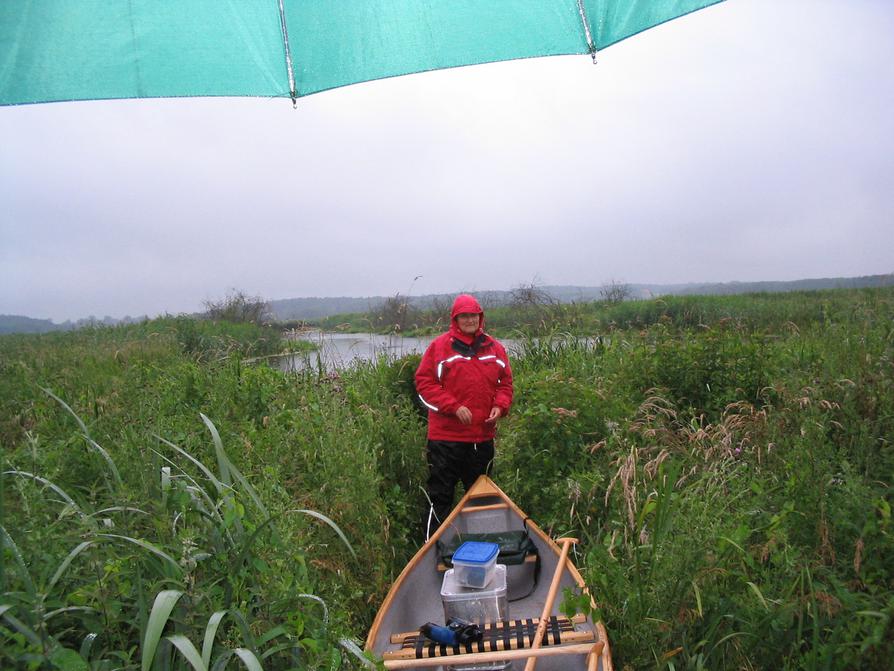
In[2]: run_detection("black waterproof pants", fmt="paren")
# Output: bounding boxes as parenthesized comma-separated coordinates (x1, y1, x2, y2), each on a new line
(424, 439, 494, 538)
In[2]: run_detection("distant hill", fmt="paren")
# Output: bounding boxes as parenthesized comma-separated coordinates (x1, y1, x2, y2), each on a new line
(3, 273, 891, 334)
(633, 274, 894, 297)
(0, 314, 148, 335)
(0, 314, 62, 335)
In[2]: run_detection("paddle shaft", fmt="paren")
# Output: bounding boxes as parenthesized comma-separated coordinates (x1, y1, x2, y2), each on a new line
(588, 642, 601, 671)
(524, 537, 578, 671)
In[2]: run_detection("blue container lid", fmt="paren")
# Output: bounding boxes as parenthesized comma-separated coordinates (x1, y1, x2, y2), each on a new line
(453, 541, 499, 565)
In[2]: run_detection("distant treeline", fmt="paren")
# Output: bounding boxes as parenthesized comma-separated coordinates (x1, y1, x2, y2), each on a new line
(269, 273, 893, 321)
(3, 273, 891, 334)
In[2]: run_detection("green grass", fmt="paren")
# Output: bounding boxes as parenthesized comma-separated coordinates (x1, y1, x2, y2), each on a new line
(320, 287, 892, 338)
(2, 288, 893, 669)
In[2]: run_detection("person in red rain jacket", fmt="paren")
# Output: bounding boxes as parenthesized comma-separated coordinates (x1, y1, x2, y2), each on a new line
(415, 293, 513, 538)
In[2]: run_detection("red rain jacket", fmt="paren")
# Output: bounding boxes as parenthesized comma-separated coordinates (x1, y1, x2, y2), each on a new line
(415, 294, 513, 442)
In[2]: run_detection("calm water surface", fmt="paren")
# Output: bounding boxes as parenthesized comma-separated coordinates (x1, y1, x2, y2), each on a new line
(277, 331, 520, 372)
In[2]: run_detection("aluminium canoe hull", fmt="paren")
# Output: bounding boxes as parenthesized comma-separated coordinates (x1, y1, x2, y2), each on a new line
(366, 476, 613, 671)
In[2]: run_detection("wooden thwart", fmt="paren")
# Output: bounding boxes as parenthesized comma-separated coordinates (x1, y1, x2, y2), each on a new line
(383, 641, 603, 670)
(458, 502, 510, 514)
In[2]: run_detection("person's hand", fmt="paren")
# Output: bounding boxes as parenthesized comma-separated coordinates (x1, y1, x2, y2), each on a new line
(456, 406, 473, 425)
(485, 406, 502, 423)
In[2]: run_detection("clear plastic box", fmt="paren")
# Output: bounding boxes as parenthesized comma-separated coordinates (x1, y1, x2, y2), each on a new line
(452, 541, 499, 588)
(441, 564, 510, 671)
(441, 563, 508, 624)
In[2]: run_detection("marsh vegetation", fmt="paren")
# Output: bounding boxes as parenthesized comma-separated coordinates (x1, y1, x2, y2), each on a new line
(2, 289, 892, 669)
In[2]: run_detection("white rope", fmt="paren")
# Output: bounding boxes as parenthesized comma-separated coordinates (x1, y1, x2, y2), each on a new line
(425, 505, 438, 542)
(419, 486, 439, 542)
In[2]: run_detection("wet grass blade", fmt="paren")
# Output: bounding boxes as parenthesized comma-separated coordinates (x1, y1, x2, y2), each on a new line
(193, 414, 259, 541)
(99, 534, 182, 575)
(338, 638, 377, 669)
(226, 610, 257, 651)
(295, 594, 329, 626)
(85, 438, 123, 489)
(150, 449, 226, 521)
(232, 647, 263, 671)
(0, 604, 43, 647)
(3, 470, 82, 514)
(202, 610, 228, 667)
(258, 640, 299, 660)
(256, 624, 288, 647)
(746, 581, 770, 612)
(200, 413, 232, 489)
(142, 590, 184, 671)
(44, 606, 98, 622)
(153, 435, 225, 497)
(41, 386, 90, 438)
(691, 580, 703, 618)
(79, 632, 98, 660)
(90, 506, 149, 518)
(47, 541, 96, 595)
(228, 515, 278, 575)
(289, 509, 357, 561)
(1, 525, 36, 597)
(200, 413, 267, 516)
(167, 634, 207, 671)
(223, 459, 267, 518)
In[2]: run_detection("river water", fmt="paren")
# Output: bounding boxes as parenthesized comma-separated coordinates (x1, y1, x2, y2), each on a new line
(276, 331, 521, 372)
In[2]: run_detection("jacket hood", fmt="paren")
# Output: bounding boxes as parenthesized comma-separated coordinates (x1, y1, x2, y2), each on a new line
(449, 293, 485, 341)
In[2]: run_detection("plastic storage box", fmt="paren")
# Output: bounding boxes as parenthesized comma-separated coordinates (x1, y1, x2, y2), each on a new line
(452, 541, 499, 588)
(441, 564, 510, 671)
(441, 563, 508, 624)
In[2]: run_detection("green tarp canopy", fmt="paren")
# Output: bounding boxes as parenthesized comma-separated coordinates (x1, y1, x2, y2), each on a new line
(0, 1, 724, 106)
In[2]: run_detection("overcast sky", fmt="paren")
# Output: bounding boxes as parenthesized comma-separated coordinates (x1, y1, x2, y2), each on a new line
(2, 0, 892, 322)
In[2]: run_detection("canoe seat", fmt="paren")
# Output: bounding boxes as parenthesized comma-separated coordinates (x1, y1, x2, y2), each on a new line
(384, 615, 595, 662)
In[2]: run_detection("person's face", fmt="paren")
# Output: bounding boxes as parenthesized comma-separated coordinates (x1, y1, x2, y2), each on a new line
(456, 312, 480, 336)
